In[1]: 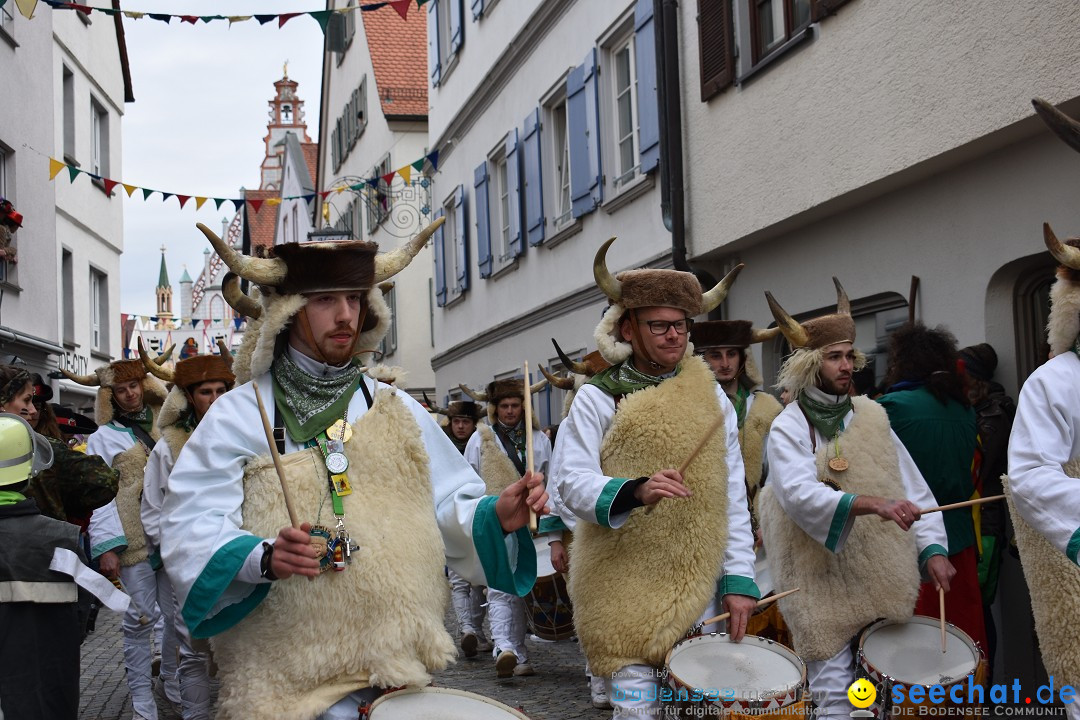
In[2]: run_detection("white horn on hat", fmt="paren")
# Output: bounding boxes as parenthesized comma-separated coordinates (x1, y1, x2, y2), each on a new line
(138, 337, 174, 383)
(592, 237, 623, 303)
(222, 272, 263, 320)
(701, 263, 745, 314)
(1033, 97, 1080, 155)
(764, 291, 810, 348)
(539, 364, 575, 390)
(833, 277, 851, 315)
(750, 326, 782, 344)
(197, 223, 286, 286)
(60, 368, 100, 386)
(374, 217, 445, 283)
(1044, 222, 1080, 270)
(458, 383, 488, 402)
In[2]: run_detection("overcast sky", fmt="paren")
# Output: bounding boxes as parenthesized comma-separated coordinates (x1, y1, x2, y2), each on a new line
(119, 0, 326, 317)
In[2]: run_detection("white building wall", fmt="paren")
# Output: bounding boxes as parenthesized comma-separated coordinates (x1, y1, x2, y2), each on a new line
(277, 137, 314, 247)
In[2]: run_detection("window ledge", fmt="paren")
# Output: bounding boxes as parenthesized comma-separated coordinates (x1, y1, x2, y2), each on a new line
(90, 350, 111, 361)
(0, 280, 20, 293)
(490, 256, 520, 281)
(63, 155, 80, 168)
(91, 177, 114, 198)
(737, 26, 814, 87)
(445, 290, 466, 308)
(440, 53, 461, 85)
(602, 171, 655, 215)
(63, 341, 78, 350)
(545, 217, 582, 249)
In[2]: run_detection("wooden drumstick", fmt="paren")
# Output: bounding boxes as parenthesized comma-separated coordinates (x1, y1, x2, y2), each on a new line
(701, 587, 801, 626)
(939, 586, 947, 653)
(879, 494, 1006, 522)
(251, 380, 300, 529)
(522, 362, 538, 533)
(646, 414, 726, 515)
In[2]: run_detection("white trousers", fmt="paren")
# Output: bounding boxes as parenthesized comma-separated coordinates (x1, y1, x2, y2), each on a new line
(171, 586, 212, 720)
(805, 644, 854, 720)
(448, 568, 486, 638)
(120, 561, 179, 719)
(604, 599, 718, 719)
(487, 588, 528, 663)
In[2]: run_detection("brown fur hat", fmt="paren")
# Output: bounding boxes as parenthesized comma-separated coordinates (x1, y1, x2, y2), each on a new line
(104, 360, 150, 386)
(446, 401, 482, 420)
(691, 320, 753, 349)
(615, 268, 703, 316)
(766, 278, 856, 351)
(486, 378, 526, 405)
(174, 355, 236, 391)
(268, 241, 378, 296)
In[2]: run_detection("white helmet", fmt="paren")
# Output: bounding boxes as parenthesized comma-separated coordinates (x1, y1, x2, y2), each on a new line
(0, 412, 53, 486)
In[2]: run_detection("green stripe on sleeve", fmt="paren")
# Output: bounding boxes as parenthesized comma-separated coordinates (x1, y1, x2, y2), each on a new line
(537, 515, 568, 535)
(825, 492, 856, 553)
(91, 535, 127, 559)
(183, 534, 266, 638)
(1067, 528, 1080, 566)
(918, 543, 949, 568)
(718, 574, 761, 600)
(596, 477, 631, 528)
(472, 496, 537, 597)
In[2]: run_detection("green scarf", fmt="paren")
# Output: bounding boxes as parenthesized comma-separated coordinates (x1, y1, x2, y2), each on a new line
(588, 359, 680, 397)
(798, 391, 852, 440)
(728, 385, 749, 429)
(271, 352, 362, 443)
(116, 404, 154, 435)
(0, 490, 26, 507)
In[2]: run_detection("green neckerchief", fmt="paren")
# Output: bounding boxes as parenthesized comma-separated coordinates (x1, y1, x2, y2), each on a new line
(798, 391, 852, 440)
(496, 421, 527, 463)
(271, 352, 362, 443)
(116, 404, 154, 435)
(587, 359, 680, 397)
(0, 490, 26, 507)
(728, 384, 750, 429)
(177, 409, 199, 434)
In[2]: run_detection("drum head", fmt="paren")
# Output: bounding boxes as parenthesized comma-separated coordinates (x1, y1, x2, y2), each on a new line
(533, 535, 556, 578)
(860, 616, 979, 686)
(666, 634, 805, 700)
(368, 687, 530, 719)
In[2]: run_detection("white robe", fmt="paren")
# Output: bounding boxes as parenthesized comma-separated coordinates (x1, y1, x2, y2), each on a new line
(551, 381, 757, 589)
(86, 424, 140, 559)
(1008, 351, 1080, 562)
(141, 440, 177, 566)
(463, 424, 552, 480)
(161, 354, 535, 639)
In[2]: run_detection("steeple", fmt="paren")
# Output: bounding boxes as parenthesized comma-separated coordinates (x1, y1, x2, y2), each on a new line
(155, 244, 174, 328)
(260, 67, 312, 190)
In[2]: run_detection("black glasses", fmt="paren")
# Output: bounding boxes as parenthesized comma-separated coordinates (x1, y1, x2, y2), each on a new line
(641, 318, 693, 336)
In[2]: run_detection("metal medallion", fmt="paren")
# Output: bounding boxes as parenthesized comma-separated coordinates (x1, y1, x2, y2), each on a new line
(828, 456, 849, 472)
(325, 451, 349, 475)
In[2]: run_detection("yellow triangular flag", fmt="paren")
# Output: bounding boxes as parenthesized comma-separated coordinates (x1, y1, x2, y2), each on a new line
(195, 197, 208, 210)
(14, 0, 38, 20)
(123, 184, 137, 197)
(336, 187, 346, 194)
(49, 158, 66, 181)
(227, 15, 252, 25)
(265, 197, 282, 206)
(123, 10, 144, 19)
(398, 165, 411, 185)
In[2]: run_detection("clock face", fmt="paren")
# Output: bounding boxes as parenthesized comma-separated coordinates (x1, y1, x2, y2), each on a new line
(325, 452, 349, 475)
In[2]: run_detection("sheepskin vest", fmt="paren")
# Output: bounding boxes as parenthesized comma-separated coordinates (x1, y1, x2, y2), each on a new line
(568, 357, 729, 677)
(741, 391, 782, 518)
(758, 397, 919, 661)
(161, 423, 193, 462)
(477, 424, 521, 496)
(1004, 468, 1080, 685)
(210, 388, 455, 720)
(113, 442, 151, 567)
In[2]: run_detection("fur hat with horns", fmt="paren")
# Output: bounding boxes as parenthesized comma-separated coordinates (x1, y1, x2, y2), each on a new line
(139, 338, 236, 431)
(539, 338, 613, 420)
(690, 320, 780, 350)
(459, 377, 547, 425)
(591, 237, 743, 364)
(61, 346, 174, 426)
(1032, 99, 1080, 357)
(198, 217, 443, 381)
(423, 392, 483, 421)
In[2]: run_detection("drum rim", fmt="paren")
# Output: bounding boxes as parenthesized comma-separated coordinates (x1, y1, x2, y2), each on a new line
(367, 686, 531, 719)
(525, 573, 575, 642)
(664, 632, 808, 705)
(857, 615, 982, 687)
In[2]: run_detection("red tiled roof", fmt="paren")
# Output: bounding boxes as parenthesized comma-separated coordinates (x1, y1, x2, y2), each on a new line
(301, 143, 319, 187)
(244, 189, 280, 252)
(362, 3, 428, 119)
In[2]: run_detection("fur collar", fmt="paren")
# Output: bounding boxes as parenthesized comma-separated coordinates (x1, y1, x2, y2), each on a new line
(95, 376, 168, 428)
(593, 303, 694, 366)
(1047, 273, 1080, 357)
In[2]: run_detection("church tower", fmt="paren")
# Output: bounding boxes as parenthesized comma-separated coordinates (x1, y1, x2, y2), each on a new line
(260, 63, 312, 190)
(155, 245, 173, 330)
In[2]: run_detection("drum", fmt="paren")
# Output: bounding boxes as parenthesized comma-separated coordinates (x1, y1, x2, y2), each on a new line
(664, 633, 809, 719)
(857, 616, 988, 719)
(745, 547, 793, 648)
(362, 687, 531, 719)
(524, 535, 574, 641)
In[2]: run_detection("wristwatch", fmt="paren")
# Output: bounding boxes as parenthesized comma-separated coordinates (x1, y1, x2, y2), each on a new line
(260, 541, 278, 581)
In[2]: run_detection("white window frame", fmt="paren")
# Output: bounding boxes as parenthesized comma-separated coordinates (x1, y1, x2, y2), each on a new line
(90, 269, 107, 352)
(442, 191, 464, 304)
(486, 143, 516, 273)
(62, 67, 75, 164)
(62, 249, 75, 345)
(610, 32, 639, 191)
(540, 78, 577, 240)
(438, 0, 455, 73)
(90, 96, 108, 177)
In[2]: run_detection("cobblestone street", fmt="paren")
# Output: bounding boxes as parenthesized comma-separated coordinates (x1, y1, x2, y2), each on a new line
(79, 602, 610, 720)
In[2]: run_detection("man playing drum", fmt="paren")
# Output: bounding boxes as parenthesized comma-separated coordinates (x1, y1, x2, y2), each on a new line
(551, 239, 759, 719)
(758, 280, 953, 719)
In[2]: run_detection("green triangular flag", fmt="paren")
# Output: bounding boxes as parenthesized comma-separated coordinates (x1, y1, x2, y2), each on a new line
(214, 198, 226, 210)
(66, 165, 81, 182)
(142, 188, 154, 201)
(309, 9, 331, 32)
(411, 158, 425, 172)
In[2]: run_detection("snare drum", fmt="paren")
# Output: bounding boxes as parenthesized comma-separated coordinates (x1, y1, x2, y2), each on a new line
(362, 687, 531, 719)
(524, 535, 574, 641)
(746, 547, 793, 648)
(857, 616, 988, 719)
(664, 633, 809, 719)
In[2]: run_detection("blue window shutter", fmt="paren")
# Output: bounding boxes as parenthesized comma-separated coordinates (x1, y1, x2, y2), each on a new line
(433, 208, 447, 306)
(567, 62, 595, 218)
(428, 0, 441, 87)
(505, 128, 524, 258)
(583, 48, 603, 208)
(454, 185, 469, 291)
(450, 0, 464, 55)
(522, 107, 545, 246)
(474, 161, 493, 278)
(635, 0, 660, 174)
(471, 0, 484, 20)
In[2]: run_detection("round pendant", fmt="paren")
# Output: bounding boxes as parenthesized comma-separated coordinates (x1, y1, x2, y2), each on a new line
(325, 452, 350, 475)
(328, 419, 353, 444)
(828, 457, 849, 472)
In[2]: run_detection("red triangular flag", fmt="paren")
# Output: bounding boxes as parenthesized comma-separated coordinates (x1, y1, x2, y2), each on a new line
(381, 170, 396, 186)
(180, 15, 198, 24)
(319, 190, 333, 199)
(278, 12, 300, 27)
(102, 178, 119, 196)
(176, 195, 191, 209)
(388, 0, 410, 20)
(248, 199, 263, 214)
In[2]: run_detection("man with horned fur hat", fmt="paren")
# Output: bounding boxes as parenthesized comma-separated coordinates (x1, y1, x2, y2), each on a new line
(1002, 98, 1080, 713)
(460, 375, 551, 678)
(551, 238, 759, 719)
(139, 340, 235, 720)
(64, 348, 180, 719)
(160, 221, 548, 720)
(759, 280, 952, 719)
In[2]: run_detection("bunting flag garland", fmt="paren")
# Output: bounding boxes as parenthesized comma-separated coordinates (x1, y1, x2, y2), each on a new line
(26, 0, 423, 27)
(45, 150, 439, 215)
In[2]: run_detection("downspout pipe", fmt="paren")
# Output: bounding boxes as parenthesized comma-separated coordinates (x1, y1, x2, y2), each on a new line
(655, 0, 722, 316)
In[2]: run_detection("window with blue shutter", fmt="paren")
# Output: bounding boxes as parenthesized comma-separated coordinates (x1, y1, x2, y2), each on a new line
(635, 0, 659, 174)
(471, 0, 484, 20)
(453, 185, 469, 292)
(568, 49, 603, 218)
(474, 161, 493, 278)
(505, 128, 524, 258)
(433, 208, 447, 306)
(428, 0, 441, 87)
(450, 0, 464, 55)
(522, 108, 545, 246)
